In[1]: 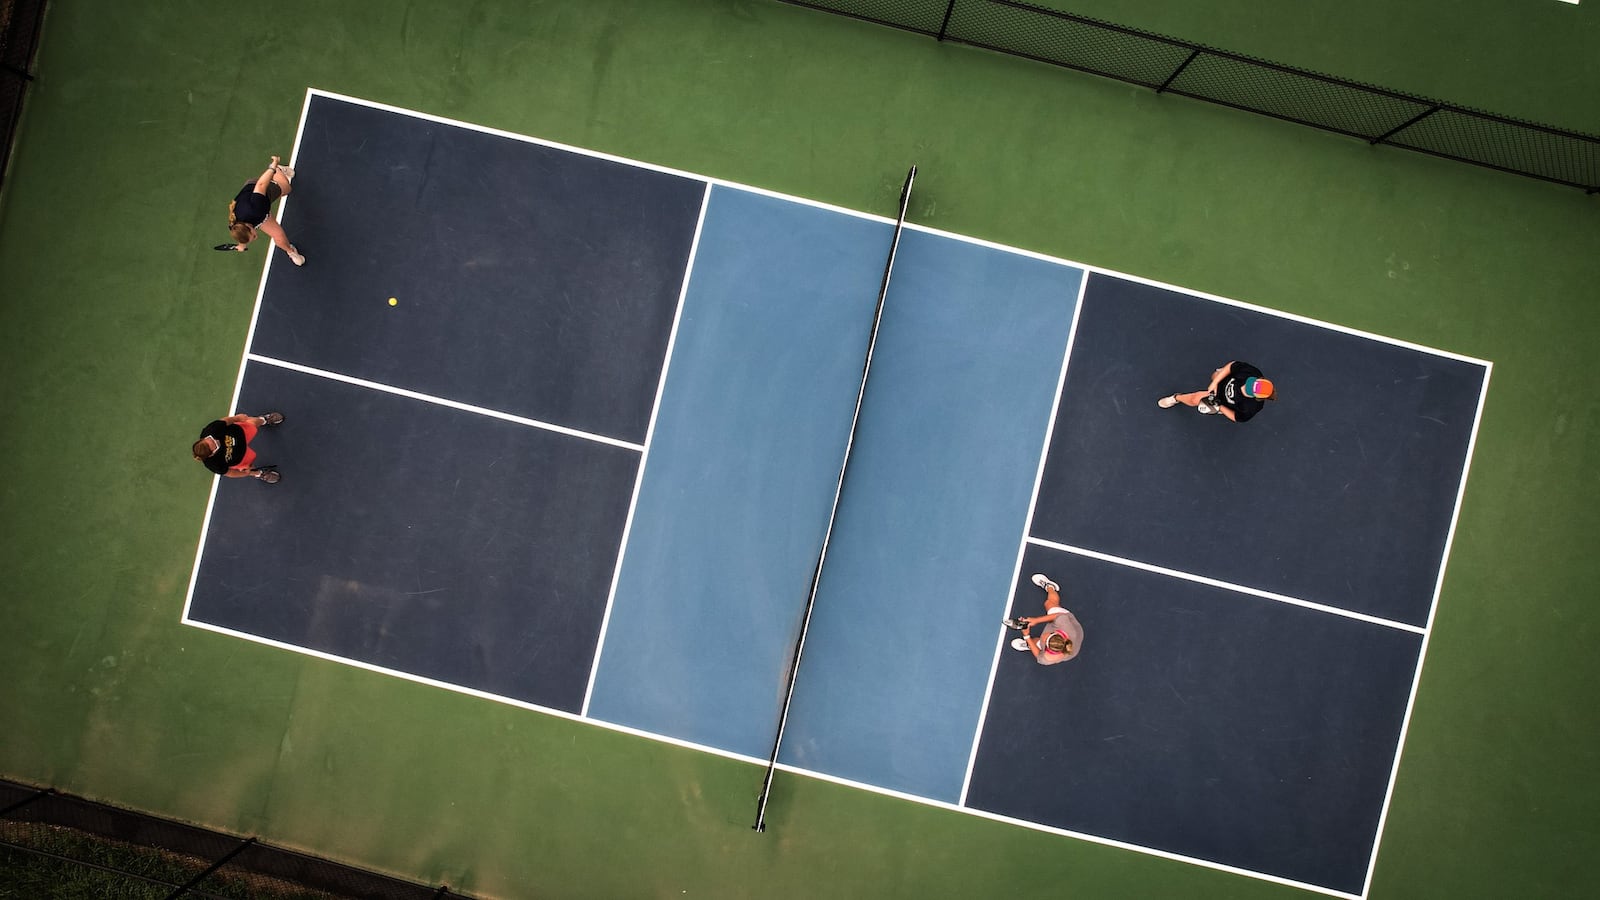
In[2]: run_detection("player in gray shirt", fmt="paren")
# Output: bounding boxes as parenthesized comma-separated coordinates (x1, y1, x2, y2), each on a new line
(1005, 573, 1083, 665)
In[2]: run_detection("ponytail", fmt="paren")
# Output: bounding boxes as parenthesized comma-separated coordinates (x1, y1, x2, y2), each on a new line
(227, 202, 253, 244)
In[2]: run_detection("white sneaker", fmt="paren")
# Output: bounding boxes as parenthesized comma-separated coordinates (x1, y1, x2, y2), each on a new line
(287, 248, 305, 267)
(276, 165, 295, 182)
(1158, 394, 1178, 408)
(1010, 638, 1029, 652)
(1031, 573, 1059, 592)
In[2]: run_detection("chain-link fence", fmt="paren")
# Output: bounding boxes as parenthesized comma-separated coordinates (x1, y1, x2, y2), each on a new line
(1, 780, 479, 900)
(780, 0, 1600, 194)
(0, 0, 46, 193)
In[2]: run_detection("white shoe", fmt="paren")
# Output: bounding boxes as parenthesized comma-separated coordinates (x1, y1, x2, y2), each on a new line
(1158, 394, 1178, 408)
(287, 248, 305, 267)
(276, 165, 295, 182)
(1031, 573, 1059, 592)
(1010, 638, 1029, 652)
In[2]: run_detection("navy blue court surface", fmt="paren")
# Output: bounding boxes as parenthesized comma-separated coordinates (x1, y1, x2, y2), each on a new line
(185, 91, 1490, 899)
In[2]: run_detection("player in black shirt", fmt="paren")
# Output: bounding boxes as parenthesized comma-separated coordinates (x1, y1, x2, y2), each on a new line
(193, 412, 285, 483)
(225, 155, 304, 266)
(1158, 361, 1275, 423)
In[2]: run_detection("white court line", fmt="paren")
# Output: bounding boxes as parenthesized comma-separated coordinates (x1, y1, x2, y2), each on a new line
(184, 607, 1359, 900)
(182, 91, 316, 624)
(772, 763, 1364, 900)
(958, 269, 1090, 807)
(1027, 538, 1428, 635)
(181, 89, 1494, 900)
(244, 354, 645, 452)
(306, 88, 899, 226)
(580, 180, 713, 716)
(899, 223, 1492, 368)
(1358, 362, 1493, 897)
(177, 618, 770, 769)
(304, 90, 1488, 371)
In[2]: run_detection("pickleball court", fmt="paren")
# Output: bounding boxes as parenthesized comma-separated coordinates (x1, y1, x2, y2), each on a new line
(184, 90, 1489, 899)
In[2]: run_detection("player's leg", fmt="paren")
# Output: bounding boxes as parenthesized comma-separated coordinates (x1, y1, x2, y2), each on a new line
(256, 216, 304, 266)
(1160, 389, 1208, 408)
(1030, 573, 1061, 614)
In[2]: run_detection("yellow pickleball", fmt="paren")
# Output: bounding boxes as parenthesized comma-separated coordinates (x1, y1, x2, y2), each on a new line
(388, 297, 397, 306)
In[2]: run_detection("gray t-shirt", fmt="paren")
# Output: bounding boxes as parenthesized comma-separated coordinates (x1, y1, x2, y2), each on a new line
(1034, 607, 1083, 666)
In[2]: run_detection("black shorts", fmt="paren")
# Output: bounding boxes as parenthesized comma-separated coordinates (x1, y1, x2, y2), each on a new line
(233, 181, 283, 226)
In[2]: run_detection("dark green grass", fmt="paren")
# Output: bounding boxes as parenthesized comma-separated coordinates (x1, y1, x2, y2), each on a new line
(1, 1, 1596, 898)
(0, 827, 337, 900)
(1, 844, 172, 900)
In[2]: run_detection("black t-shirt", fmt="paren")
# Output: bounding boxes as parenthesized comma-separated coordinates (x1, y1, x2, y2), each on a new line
(233, 183, 269, 226)
(1217, 361, 1265, 422)
(198, 420, 249, 474)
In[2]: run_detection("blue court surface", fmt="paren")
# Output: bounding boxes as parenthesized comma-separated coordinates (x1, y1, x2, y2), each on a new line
(185, 90, 1490, 899)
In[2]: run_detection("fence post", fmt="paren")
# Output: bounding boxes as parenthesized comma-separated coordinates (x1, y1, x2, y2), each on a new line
(162, 836, 258, 900)
(1156, 49, 1201, 93)
(937, 0, 957, 41)
(1372, 105, 1441, 146)
(0, 788, 52, 819)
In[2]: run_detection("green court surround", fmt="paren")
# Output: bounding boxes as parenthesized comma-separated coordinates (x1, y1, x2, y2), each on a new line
(1, 1, 1596, 897)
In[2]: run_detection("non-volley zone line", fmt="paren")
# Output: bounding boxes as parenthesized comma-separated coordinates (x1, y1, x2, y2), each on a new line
(1027, 537, 1427, 635)
(244, 354, 645, 452)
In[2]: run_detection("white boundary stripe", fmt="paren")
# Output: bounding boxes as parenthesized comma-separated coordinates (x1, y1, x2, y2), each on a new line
(181, 91, 316, 624)
(180, 89, 1496, 900)
(244, 354, 645, 452)
(176, 607, 1329, 899)
(958, 271, 1090, 807)
(1027, 537, 1428, 635)
(1358, 362, 1493, 898)
(1418, 366, 1493, 637)
(772, 763, 1362, 900)
(580, 181, 713, 716)
(901, 231, 1491, 368)
(306, 88, 1489, 370)
(305, 88, 898, 226)
(177, 617, 770, 768)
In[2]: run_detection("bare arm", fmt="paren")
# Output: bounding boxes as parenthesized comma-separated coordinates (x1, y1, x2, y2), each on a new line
(1208, 361, 1236, 395)
(251, 155, 282, 194)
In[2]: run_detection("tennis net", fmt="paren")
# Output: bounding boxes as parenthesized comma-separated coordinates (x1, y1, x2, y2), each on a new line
(752, 165, 918, 833)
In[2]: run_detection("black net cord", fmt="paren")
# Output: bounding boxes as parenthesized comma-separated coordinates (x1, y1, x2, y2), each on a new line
(752, 166, 917, 833)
